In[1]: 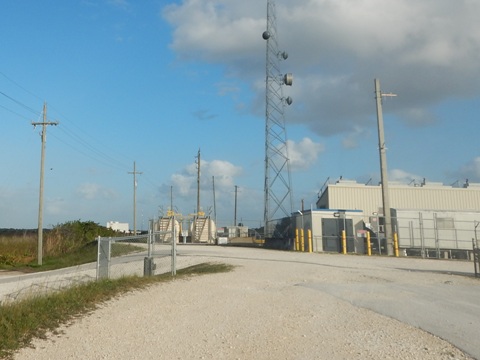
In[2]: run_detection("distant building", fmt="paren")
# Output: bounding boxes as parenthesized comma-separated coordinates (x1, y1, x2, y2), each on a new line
(289, 179, 480, 258)
(316, 179, 480, 214)
(106, 221, 129, 233)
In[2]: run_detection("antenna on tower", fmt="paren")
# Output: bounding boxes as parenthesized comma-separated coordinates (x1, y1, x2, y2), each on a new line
(262, 0, 294, 239)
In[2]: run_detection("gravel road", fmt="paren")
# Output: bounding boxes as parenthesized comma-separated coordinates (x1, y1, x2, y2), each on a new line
(13, 246, 479, 360)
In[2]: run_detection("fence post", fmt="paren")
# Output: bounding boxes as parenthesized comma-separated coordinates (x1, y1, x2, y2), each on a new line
(474, 239, 479, 278)
(97, 236, 111, 280)
(295, 229, 299, 251)
(308, 229, 312, 253)
(300, 228, 305, 252)
(366, 231, 372, 256)
(171, 215, 177, 276)
(96, 235, 100, 280)
(394, 231, 399, 257)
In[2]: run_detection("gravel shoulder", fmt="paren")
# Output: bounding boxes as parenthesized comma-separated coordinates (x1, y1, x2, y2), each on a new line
(14, 247, 478, 360)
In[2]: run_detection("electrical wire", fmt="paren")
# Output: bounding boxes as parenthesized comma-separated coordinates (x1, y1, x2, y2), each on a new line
(1, 74, 133, 172)
(0, 90, 40, 116)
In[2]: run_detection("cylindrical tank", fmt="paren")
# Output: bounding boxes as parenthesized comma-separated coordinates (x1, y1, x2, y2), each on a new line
(189, 217, 216, 243)
(155, 217, 181, 243)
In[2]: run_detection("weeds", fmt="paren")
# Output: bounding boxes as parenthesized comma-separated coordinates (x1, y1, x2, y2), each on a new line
(0, 221, 121, 270)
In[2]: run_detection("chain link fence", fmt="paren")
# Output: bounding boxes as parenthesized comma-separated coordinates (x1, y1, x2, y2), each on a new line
(96, 229, 176, 280)
(294, 211, 480, 260)
(95, 217, 210, 280)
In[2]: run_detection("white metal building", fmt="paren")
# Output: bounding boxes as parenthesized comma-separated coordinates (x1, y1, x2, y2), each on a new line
(291, 179, 480, 257)
(316, 179, 480, 215)
(106, 221, 129, 233)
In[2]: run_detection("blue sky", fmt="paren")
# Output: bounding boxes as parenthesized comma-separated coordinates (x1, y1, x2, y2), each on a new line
(1, 0, 480, 230)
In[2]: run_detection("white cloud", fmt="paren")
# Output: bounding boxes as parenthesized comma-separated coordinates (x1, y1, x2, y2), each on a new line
(287, 137, 324, 171)
(389, 169, 422, 184)
(76, 183, 117, 200)
(163, 0, 480, 136)
(169, 158, 242, 197)
(161, 158, 244, 218)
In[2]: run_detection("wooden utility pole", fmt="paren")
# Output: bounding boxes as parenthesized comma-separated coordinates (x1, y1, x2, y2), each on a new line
(32, 102, 58, 266)
(234, 185, 238, 227)
(128, 161, 142, 235)
(196, 149, 201, 215)
(212, 176, 217, 226)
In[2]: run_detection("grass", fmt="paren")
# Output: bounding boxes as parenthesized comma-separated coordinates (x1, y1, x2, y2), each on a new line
(0, 236, 37, 268)
(0, 262, 235, 359)
(1, 237, 143, 273)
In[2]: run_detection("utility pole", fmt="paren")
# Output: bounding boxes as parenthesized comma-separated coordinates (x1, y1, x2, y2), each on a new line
(212, 176, 217, 226)
(234, 185, 238, 227)
(374, 79, 397, 256)
(128, 161, 142, 235)
(32, 102, 58, 266)
(196, 149, 201, 215)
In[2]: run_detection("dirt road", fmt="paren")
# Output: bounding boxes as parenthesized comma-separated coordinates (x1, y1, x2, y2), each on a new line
(14, 246, 479, 359)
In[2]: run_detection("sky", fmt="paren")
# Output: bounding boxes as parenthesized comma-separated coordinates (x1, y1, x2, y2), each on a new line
(1, 0, 480, 230)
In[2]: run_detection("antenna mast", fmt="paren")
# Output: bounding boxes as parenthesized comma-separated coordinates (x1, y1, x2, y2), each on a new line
(262, 0, 294, 238)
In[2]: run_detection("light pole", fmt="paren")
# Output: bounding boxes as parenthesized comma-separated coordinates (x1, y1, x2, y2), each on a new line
(297, 210, 304, 251)
(297, 210, 304, 230)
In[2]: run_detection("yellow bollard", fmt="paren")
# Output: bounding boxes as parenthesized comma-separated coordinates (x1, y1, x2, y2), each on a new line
(394, 232, 399, 257)
(366, 231, 372, 256)
(308, 229, 313, 253)
(342, 230, 347, 254)
(300, 228, 305, 252)
(295, 229, 299, 251)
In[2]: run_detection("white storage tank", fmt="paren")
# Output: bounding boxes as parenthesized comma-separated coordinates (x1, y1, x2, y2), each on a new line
(155, 217, 181, 243)
(189, 216, 216, 244)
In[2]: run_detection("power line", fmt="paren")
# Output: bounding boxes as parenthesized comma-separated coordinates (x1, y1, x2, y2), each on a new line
(1, 73, 133, 171)
(0, 90, 41, 117)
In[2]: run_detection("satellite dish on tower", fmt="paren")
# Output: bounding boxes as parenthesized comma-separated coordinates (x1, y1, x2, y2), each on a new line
(285, 96, 293, 105)
(283, 73, 293, 86)
(262, 31, 270, 40)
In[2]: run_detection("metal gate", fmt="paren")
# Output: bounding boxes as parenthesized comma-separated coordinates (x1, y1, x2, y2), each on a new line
(322, 218, 354, 253)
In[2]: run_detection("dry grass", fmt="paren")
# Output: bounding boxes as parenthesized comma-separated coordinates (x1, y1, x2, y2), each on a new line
(0, 235, 36, 267)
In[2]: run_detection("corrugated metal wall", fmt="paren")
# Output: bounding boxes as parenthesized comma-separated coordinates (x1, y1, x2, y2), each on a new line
(320, 183, 480, 215)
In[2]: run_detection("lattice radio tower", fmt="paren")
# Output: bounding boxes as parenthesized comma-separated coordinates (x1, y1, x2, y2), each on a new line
(262, 0, 294, 238)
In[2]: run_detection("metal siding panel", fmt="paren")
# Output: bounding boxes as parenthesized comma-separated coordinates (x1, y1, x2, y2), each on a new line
(325, 184, 480, 212)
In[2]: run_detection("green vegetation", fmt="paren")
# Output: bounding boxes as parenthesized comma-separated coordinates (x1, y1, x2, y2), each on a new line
(0, 262, 234, 359)
(0, 221, 121, 271)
